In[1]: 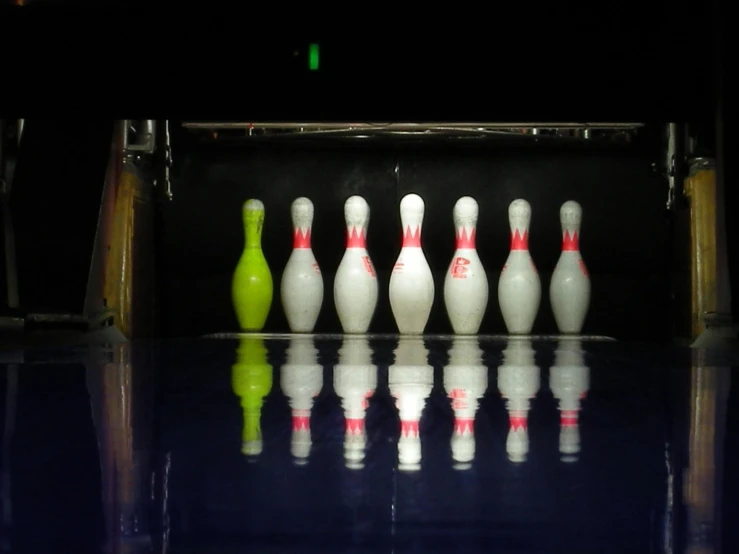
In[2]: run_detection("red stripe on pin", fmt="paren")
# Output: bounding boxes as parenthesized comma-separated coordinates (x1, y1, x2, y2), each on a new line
(455, 227, 476, 249)
(510, 229, 528, 250)
(562, 230, 579, 251)
(402, 226, 422, 247)
(293, 228, 312, 249)
(346, 227, 367, 248)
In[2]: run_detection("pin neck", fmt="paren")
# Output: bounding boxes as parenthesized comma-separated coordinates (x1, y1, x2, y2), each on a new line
(561, 230, 579, 251)
(346, 226, 367, 249)
(244, 216, 264, 249)
(293, 227, 312, 249)
(402, 225, 422, 248)
(455, 227, 476, 249)
(510, 229, 529, 250)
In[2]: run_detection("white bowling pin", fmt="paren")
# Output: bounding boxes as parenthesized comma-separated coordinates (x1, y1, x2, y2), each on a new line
(334, 196, 379, 334)
(389, 338, 433, 471)
(333, 336, 377, 469)
(443, 337, 488, 469)
(281, 197, 324, 333)
(497, 338, 540, 463)
(549, 338, 589, 463)
(389, 193, 435, 335)
(498, 199, 541, 335)
(550, 200, 591, 334)
(280, 336, 323, 465)
(444, 196, 489, 335)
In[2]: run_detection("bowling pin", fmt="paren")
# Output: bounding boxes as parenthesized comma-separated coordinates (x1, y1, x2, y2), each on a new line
(550, 200, 591, 334)
(444, 196, 489, 335)
(281, 197, 324, 333)
(280, 336, 323, 465)
(498, 338, 540, 463)
(232, 199, 273, 332)
(498, 199, 541, 335)
(334, 196, 379, 333)
(389, 193, 435, 335)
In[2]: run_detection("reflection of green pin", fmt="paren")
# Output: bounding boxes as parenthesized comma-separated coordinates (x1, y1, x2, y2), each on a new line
(232, 199, 273, 331)
(232, 336, 272, 457)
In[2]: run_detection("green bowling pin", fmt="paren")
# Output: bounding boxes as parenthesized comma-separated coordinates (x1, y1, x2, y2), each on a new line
(232, 199, 273, 331)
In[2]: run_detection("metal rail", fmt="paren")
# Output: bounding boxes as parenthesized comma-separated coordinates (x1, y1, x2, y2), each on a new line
(183, 122, 643, 131)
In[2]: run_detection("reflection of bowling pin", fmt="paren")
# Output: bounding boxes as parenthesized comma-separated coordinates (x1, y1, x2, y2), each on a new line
(444, 196, 489, 335)
(334, 195, 379, 333)
(497, 338, 540, 462)
(389, 193, 435, 335)
(550, 201, 590, 334)
(231, 336, 273, 458)
(389, 338, 433, 471)
(232, 199, 273, 331)
(443, 337, 488, 469)
(281, 197, 324, 333)
(498, 199, 541, 335)
(334, 336, 377, 469)
(280, 336, 323, 465)
(549, 338, 589, 462)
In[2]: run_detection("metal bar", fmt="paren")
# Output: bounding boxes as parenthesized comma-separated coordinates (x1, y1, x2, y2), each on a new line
(665, 123, 677, 210)
(182, 122, 644, 131)
(123, 120, 156, 155)
(0, 120, 20, 310)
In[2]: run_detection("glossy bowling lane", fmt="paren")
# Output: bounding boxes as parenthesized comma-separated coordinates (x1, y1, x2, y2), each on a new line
(0, 335, 737, 554)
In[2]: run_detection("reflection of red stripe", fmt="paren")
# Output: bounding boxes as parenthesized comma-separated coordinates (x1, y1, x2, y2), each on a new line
(455, 227, 476, 249)
(293, 228, 311, 249)
(510, 229, 528, 250)
(292, 415, 310, 431)
(510, 415, 527, 430)
(402, 226, 421, 247)
(401, 420, 419, 437)
(561, 410, 578, 427)
(346, 418, 364, 434)
(562, 230, 579, 251)
(454, 418, 474, 434)
(346, 227, 367, 248)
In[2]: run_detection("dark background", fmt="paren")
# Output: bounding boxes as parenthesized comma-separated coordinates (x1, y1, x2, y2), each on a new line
(0, 6, 727, 342)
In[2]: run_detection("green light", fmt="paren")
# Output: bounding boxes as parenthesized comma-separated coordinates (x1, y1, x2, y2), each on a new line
(308, 43, 319, 71)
